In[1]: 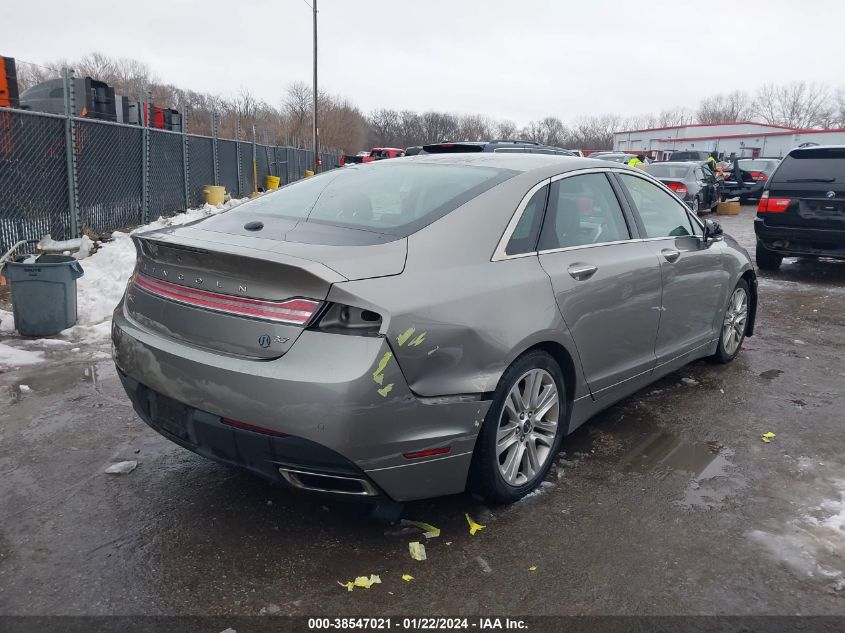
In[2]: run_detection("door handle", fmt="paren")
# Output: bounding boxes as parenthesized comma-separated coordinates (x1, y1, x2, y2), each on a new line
(567, 263, 598, 280)
(661, 248, 681, 263)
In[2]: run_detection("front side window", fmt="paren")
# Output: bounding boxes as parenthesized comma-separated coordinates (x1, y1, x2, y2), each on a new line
(538, 173, 630, 250)
(618, 173, 695, 238)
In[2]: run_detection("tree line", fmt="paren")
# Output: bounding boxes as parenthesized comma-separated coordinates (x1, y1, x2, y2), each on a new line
(16, 52, 845, 153)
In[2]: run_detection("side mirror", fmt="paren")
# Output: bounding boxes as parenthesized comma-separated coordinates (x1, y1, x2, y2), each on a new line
(704, 219, 723, 242)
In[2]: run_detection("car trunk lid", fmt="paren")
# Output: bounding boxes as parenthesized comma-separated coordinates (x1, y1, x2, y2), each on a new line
(126, 220, 406, 359)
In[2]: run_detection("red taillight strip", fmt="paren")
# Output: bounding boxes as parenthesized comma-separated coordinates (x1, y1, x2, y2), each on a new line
(221, 417, 289, 437)
(403, 447, 451, 459)
(133, 273, 319, 325)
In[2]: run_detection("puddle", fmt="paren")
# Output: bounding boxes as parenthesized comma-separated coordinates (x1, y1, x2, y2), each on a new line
(760, 369, 784, 380)
(622, 432, 745, 508)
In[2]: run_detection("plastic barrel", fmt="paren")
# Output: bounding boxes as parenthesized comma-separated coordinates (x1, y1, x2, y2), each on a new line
(2, 255, 84, 336)
(265, 175, 281, 190)
(203, 185, 226, 205)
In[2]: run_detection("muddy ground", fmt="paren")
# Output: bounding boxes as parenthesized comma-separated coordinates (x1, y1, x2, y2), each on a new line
(1, 206, 844, 616)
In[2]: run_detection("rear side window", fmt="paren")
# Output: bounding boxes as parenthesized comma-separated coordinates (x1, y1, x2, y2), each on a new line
(618, 173, 694, 238)
(505, 185, 548, 255)
(538, 174, 630, 250)
(772, 149, 845, 183)
(236, 163, 515, 236)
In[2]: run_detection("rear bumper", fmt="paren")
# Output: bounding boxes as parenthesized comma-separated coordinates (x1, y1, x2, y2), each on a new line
(112, 300, 486, 501)
(720, 181, 764, 199)
(754, 218, 845, 258)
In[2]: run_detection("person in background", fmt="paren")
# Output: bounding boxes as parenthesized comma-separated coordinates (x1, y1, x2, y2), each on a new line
(627, 154, 646, 169)
(707, 151, 718, 171)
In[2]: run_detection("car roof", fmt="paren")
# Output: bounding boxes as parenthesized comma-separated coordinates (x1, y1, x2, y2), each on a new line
(649, 161, 694, 167)
(395, 152, 620, 174)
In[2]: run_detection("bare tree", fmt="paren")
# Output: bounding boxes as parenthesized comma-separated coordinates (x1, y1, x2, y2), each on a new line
(753, 81, 832, 129)
(696, 91, 752, 124)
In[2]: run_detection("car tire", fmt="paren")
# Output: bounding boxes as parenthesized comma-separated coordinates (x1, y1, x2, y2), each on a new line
(755, 241, 783, 271)
(469, 350, 566, 504)
(712, 278, 751, 364)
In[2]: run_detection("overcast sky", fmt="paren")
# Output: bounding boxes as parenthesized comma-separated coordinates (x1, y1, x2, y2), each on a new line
(4, 0, 844, 125)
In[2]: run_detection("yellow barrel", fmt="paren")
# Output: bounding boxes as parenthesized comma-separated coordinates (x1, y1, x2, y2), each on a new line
(304, 169, 315, 178)
(203, 185, 225, 205)
(265, 175, 281, 190)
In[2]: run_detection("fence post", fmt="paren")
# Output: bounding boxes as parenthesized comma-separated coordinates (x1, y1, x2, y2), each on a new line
(235, 119, 242, 197)
(251, 122, 257, 194)
(211, 110, 219, 186)
(62, 68, 80, 239)
(182, 108, 190, 209)
(141, 93, 150, 224)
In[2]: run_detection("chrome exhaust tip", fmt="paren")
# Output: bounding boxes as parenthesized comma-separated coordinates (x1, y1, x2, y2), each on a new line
(278, 467, 379, 496)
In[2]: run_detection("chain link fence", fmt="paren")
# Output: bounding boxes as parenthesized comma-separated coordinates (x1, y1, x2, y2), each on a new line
(0, 78, 342, 251)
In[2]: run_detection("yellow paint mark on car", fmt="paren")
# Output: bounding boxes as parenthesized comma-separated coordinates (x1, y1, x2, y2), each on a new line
(397, 327, 416, 346)
(377, 384, 394, 398)
(372, 351, 392, 385)
(408, 332, 427, 347)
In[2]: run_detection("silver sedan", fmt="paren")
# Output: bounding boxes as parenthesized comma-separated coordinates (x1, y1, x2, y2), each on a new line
(112, 154, 757, 504)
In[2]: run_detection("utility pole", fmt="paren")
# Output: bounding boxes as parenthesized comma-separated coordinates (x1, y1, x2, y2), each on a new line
(312, 0, 319, 173)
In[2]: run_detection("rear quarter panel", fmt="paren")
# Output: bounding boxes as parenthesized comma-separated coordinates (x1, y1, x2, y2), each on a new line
(326, 172, 588, 401)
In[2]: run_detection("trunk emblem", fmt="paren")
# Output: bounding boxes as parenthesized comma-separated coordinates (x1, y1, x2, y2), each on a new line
(826, 191, 836, 199)
(258, 335, 271, 348)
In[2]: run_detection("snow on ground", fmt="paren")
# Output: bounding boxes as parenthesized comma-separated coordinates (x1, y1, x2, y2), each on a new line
(0, 198, 247, 369)
(749, 472, 845, 590)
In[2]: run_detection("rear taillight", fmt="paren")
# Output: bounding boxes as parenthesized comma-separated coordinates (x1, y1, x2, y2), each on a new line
(403, 447, 451, 459)
(133, 273, 320, 325)
(666, 182, 688, 196)
(750, 171, 768, 181)
(222, 417, 289, 437)
(757, 191, 791, 214)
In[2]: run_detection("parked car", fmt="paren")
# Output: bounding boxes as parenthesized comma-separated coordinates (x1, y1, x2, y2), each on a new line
(590, 152, 649, 165)
(720, 158, 781, 202)
(404, 146, 423, 156)
(364, 147, 405, 162)
(755, 145, 845, 270)
(646, 161, 720, 212)
(565, 149, 585, 157)
(112, 154, 757, 505)
(422, 140, 576, 156)
(669, 150, 712, 162)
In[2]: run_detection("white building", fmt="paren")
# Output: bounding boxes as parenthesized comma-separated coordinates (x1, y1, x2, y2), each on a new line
(613, 121, 845, 160)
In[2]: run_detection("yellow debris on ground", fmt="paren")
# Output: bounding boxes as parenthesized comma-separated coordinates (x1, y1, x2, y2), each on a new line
(402, 574, 414, 582)
(528, 566, 537, 572)
(761, 431, 776, 442)
(465, 513, 486, 536)
(338, 574, 381, 591)
(409, 541, 427, 561)
(405, 520, 440, 538)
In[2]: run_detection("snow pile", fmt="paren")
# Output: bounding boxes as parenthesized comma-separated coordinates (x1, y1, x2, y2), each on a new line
(0, 342, 44, 367)
(0, 198, 247, 366)
(749, 477, 845, 589)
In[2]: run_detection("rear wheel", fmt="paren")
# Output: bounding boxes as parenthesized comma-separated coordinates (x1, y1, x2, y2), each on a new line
(712, 279, 750, 363)
(756, 241, 783, 271)
(470, 351, 566, 503)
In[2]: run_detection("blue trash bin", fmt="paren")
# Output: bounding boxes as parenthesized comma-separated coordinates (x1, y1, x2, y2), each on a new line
(2, 255, 85, 336)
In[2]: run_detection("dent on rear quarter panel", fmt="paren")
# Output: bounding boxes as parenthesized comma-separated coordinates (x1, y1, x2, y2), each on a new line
(324, 175, 589, 402)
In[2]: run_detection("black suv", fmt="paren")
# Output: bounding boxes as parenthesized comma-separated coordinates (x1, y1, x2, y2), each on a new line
(421, 140, 576, 156)
(755, 146, 845, 270)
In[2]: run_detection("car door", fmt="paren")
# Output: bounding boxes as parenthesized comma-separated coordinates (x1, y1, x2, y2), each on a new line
(536, 171, 663, 399)
(615, 172, 727, 367)
(693, 166, 713, 207)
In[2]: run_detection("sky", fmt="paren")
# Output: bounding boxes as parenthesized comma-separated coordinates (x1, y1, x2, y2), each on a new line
(4, 0, 845, 126)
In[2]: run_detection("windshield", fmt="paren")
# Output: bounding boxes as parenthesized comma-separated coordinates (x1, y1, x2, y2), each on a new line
(738, 160, 776, 171)
(647, 164, 692, 179)
(232, 163, 515, 236)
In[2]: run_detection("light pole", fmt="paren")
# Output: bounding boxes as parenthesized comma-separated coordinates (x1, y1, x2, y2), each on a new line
(312, 0, 319, 173)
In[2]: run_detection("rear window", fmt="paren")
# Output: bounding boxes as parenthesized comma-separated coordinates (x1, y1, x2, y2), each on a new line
(234, 163, 515, 236)
(647, 164, 692, 179)
(773, 149, 845, 183)
(738, 160, 776, 171)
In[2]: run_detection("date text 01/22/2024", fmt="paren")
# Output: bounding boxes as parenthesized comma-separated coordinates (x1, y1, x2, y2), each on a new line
(307, 618, 528, 630)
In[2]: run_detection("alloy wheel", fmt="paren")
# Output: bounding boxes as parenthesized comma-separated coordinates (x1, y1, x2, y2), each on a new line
(496, 368, 559, 486)
(721, 287, 748, 355)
